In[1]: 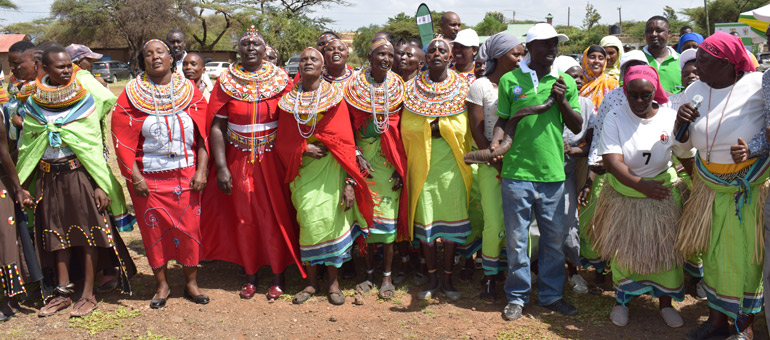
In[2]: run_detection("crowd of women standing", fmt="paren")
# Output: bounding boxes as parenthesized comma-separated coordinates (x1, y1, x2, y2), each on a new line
(1, 10, 770, 340)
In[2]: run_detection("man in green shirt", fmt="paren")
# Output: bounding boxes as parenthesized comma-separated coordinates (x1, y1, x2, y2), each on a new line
(490, 23, 583, 322)
(643, 16, 682, 94)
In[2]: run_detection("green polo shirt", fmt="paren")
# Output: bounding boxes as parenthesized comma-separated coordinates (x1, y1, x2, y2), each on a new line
(643, 46, 682, 94)
(496, 61, 580, 182)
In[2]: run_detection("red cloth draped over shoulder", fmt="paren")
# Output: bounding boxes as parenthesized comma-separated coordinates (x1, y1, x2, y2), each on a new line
(112, 78, 208, 181)
(348, 106, 410, 242)
(275, 101, 375, 229)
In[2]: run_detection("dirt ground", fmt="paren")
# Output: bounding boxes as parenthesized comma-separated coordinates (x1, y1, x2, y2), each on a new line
(3, 80, 770, 340)
(2, 238, 769, 340)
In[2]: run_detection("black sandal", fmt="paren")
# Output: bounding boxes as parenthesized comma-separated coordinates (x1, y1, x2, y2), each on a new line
(292, 287, 316, 305)
(480, 279, 497, 303)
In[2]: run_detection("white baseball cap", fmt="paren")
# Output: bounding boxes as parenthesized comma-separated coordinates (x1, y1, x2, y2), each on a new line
(526, 23, 569, 43)
(452, 29, 480, 47)
(679, 48, 697, 69)
(619, 50, 648, 68)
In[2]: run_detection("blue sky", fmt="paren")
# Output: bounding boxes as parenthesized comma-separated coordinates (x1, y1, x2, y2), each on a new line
(1, 0, 709, 31)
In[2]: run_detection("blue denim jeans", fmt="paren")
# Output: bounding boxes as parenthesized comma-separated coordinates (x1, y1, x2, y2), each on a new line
(502, 178, 567, 306)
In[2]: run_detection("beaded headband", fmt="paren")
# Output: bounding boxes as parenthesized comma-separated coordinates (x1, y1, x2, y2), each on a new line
(323, 37, 345, 52)
(265, 45, 277, 56)
(240, 25, 264, 44)
(370, 37, 393, 54)
(143, 39, 171, 54)
(318, 33, 337, 45)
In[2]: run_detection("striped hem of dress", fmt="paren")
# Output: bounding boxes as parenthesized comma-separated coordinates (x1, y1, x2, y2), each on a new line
(684, 260, 704, 278)
(481, 250, 508, 276)
(414, 219, 471, 244)
(702, 282, 763, 320)
(457, 238, 482, 258)
(300, 225, 364, 268)
(615, 278, 685, 305)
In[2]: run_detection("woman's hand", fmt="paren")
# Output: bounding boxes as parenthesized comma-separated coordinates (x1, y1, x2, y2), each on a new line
(216, 167, 232, 194)
(132, 175, 150, 198)
(94, 188, 111, 212)
(304, 143, 328, 159)
(389, 171, 403, 191)
(636, 179, 671, 200)
(357, 154, 374, 178)
(16, 189, 35, 209)
(190, 168, 208, 191)
(577, 183, 591, 206)
(676, 103, 700, 127)
(341, 184, 356, 211)
(730, 137, 749, 163)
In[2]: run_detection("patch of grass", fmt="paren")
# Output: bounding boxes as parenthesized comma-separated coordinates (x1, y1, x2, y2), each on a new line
(2, 322, 29, 340)
(391, 297, 402, 305)
(278, 293, 293, 302)
(137, 329, 176, 340)
(69, 307, 141, 336)
(422, 307, 437, 318)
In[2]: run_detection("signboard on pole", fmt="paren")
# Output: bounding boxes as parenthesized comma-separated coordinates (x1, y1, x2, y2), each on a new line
(416, 3, 434, 47)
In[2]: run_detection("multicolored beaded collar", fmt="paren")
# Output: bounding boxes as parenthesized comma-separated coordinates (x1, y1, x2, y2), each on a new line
(278, 81, 342, 115)
(344, 67, 404, 114)
(322, 64, 355, 88)
(15, 80, 36, 103)
(126, 72, 194, 115)
(403, 69, 469, 117)
(219, 62, 289, 102)
(32, 65, 88, 109)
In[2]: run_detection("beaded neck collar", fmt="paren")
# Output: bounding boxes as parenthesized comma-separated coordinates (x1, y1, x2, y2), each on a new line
(403, 69, 469, 117)
(15, 80, 36, 102)
(322, 64, 354, 87)
(344, 67, 404, 114)
(32, 66, 88, 109)
(126, 72, 194, 115)
(278, 81, 342, 115)
(219, 62, 289, 102)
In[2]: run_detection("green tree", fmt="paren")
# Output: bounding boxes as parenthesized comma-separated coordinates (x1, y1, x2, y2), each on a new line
(583, 3, 601, 30)
(352, 24, 381, 63)
(475, 14, 505, 36)
(191, 0, 239, 50)
(664, 5, 678, 22)
(256, 9, 324, 64)
(486, 11, 505, 24)
(681, 0, 768, 34)
(0, 0, 17, 9)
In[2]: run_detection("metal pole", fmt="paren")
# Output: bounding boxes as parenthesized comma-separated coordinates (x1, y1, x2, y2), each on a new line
(568, 7, 570, 27)
(618, 7, 622, 33)
(704, 0, 710, 35)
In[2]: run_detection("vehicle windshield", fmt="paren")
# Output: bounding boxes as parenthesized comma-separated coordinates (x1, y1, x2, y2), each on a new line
(205, 62, 220, 67)
(287, 57, 299, 64)
(92, 63, 108, 70)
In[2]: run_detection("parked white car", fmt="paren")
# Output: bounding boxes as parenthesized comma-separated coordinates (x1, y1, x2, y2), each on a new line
(205, 62, 230, 79)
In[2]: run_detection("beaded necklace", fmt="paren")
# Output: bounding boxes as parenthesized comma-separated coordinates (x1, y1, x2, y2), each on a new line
(403, 69, 469, 117)
(32, 69, 88, 109)
(344, 67, 405, 134)
(278, 81, 342, 139)
(219, 62, 289, 102)
(126, 72, 193, 115)
(322, 64, 355, 88)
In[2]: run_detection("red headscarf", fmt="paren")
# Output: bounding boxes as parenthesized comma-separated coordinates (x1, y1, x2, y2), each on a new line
(699, 31, 756, 73)
(623, 65, 668, 105)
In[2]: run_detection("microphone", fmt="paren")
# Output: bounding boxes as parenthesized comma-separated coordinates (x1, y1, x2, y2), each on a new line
(675, 94, 703, 143)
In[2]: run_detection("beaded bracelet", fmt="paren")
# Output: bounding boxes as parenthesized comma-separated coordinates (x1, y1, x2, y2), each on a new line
(345, 177, 357, 186)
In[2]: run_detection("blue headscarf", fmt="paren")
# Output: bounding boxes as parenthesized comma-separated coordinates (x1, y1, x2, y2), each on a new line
(677, 32, 705, 53)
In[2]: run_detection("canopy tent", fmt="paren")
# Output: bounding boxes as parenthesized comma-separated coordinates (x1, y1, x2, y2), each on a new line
(738, 4, 770, 42)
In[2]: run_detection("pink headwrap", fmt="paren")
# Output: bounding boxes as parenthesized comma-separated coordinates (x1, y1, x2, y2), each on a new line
(623, 65, 668, 105)
(699, 31, 756, 73)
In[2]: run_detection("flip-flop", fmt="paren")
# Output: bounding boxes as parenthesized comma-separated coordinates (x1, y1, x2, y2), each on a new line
(292, 288, 315, 305)
(378, 283, 396, 300)
(393, 271, 408, 285)
(328, 291, 346, 305)
(355, 280, 375, 294)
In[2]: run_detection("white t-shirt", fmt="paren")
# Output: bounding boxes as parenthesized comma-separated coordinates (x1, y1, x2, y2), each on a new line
(678, 72, 764, 164)
(466, 77, 498, 141)
(599, 103, 695, 178)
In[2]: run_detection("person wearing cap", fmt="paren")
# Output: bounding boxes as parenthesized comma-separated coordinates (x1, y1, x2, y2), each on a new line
(642, 16, 682, 94)
(553, 55, 595, 295)
(489, 23, 582, 320)
(579, 50, 651, 293)
(451, 28, 482, 281)
(675, 31, 766, 340)
(668, 49, 699, 110)
(65, 44, 107, 87)
(450, 29, 480, 84)
(466, 32, 525, 302)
